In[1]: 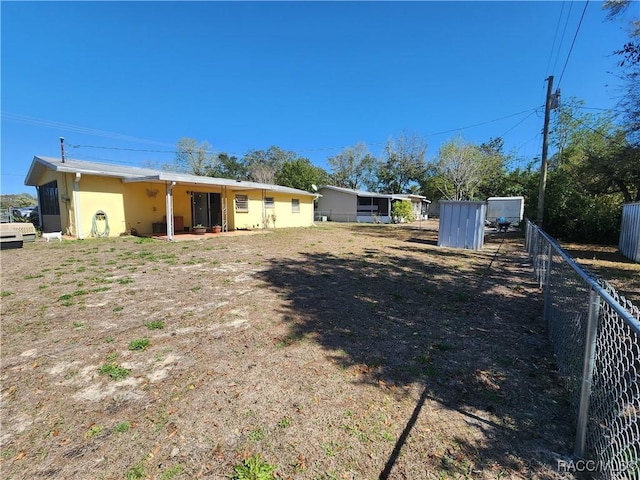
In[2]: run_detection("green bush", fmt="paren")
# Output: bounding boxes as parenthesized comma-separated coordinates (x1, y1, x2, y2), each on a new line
(391, 201, 414, 223)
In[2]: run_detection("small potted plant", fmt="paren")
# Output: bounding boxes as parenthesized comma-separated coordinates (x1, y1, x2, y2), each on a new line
(212, 225, 222, 234)
(192, 224, 207, 235)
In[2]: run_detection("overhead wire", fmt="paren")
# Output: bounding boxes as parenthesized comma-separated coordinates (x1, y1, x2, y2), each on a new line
(2, 112, 175, 148)
(545, 2, 568, 76)
(557, 1, 590, 89)
(498, 109, 540, 138)
(65, 105, 543, 160)
(560, 108, 628, 144)
(552, 1, 575, 75)
(424, 107, 541, 138)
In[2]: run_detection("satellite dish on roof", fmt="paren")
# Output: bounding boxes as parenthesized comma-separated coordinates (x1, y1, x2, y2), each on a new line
(311, 184, 318, 192)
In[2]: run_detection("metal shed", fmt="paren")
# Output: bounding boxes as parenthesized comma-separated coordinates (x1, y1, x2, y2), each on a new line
(619, 202, 640, 263)
(437, 200, 487, 251)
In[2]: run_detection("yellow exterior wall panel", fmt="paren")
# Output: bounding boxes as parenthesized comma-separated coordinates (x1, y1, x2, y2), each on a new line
(75, 175, 126, 237)
(122, 182, 167, 234)
(231, 190, 314, 230)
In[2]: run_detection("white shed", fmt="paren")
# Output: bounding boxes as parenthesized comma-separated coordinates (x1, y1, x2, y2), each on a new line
(438, 201, 487, 251)
(486, 196, 524, 225)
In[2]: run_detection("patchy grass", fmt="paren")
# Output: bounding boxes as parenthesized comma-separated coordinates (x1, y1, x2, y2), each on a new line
(0, 222, 595, 479)
(144, 320, 165, 330)
(128, 338, 150, 351)
(98, 362, 131, 380)
(230, 454, 277, 480)
(113, 421, 131, 433)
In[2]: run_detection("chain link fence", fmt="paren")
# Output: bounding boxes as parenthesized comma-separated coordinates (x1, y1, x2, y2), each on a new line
(525, 220, 640, 478)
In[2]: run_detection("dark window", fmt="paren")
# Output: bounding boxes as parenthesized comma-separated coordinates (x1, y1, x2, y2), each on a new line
(40, 181, 60, 215)
(356, 196, 389, 216)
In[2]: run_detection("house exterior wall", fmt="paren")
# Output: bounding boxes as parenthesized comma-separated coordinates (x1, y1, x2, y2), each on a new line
(75, 175, 127, 237)
(122, 182, 179, 235)
(171, 185, 194, 228)
(410, 199, 423, 220)
(316, 189, 357, 222)
(230, 190, 313, 230)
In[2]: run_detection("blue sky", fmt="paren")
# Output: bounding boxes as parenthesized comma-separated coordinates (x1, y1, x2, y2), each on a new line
(1, 1, 636, 195)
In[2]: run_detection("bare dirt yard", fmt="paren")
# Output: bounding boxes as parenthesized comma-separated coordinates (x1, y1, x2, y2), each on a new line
(3, 220, 633, 480)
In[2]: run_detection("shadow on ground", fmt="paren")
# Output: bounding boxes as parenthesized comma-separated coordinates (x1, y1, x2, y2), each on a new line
(256, 225, 573, 478)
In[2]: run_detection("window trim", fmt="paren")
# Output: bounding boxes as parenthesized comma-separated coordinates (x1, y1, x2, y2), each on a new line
(291, 198, 300, 213)
(264, 196, 275, 209)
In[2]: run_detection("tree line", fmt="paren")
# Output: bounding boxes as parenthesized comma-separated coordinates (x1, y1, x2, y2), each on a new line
(168, 2, 638, 244)
(171, 102, 637, 244)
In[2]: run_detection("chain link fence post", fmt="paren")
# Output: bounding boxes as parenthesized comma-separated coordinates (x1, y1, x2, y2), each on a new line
(575, 289, 601, 458)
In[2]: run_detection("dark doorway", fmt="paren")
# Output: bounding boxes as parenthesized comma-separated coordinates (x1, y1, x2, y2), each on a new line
(192, 192, 221, 228)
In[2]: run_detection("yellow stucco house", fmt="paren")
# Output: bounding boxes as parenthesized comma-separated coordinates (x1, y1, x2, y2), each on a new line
(24, 156, 317, 239)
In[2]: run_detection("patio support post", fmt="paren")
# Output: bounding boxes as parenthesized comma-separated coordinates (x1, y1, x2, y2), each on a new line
(165, 181, 176, 241)
(221, 186, 228, 232)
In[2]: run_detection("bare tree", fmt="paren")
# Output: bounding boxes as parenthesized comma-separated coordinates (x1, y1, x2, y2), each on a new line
(174, 138, 214, 176)
(433, 137, 485, 201)
(327, 142, 377, 190)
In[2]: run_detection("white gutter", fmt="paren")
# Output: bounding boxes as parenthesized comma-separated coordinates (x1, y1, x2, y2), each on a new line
(165, 181, 176, 241)
(74, 173, 83, 239)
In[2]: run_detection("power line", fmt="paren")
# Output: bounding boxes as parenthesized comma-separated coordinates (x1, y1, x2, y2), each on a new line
(557, 1, 590, 89)
(70, 144, 175, 154)
(561, 108, 627, 144)
(552, 1, 574, 75)
(576, 106, 626, 114)
(425, 107, 541, 138)
(1, 112, 175, 148)
(545, 2, 567, 76)
(68, 105, 543, 159)
(498, 109, 541, 138)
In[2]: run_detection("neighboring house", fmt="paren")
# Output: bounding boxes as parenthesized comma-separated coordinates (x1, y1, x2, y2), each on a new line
(316, 185, 429, 223)
(24, 156, 317, 240)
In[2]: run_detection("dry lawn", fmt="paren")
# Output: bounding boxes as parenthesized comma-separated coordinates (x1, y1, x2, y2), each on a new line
(1, 221, 585, 479)
(559, 242, 640, 307)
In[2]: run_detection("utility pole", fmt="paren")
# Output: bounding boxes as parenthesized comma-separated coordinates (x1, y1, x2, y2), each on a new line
(537, 75, 554, 227)
(60, 137, 66, 163)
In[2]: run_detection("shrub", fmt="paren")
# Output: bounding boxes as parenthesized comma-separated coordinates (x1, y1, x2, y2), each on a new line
(230, 454, 277, 480)
(391, 201, 415, 223)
